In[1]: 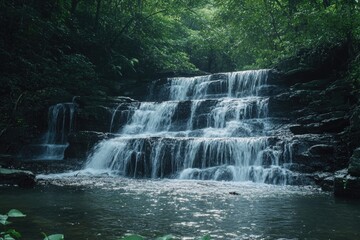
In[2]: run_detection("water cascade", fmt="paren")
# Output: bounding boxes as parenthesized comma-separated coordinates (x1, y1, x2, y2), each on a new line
(20, 103, 76, 160)
(86, 70, 294, 184)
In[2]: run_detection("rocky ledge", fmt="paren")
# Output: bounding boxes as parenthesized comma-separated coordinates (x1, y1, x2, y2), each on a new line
(0, 168, 36, 188)
(334, 148, 360, 198)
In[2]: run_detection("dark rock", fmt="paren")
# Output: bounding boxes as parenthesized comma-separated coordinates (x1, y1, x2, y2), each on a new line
(268, 90, 318, 118)
(210, 73, 228, 81)
(76, 106, 113, 132)
(289, 124, 308, 135)
(65, 131, 114, 159)
(310, 171, 334, 191)
(334, 169, 360, 198)
(75, 96, 139, 133)
(292, 79, 331, 90)
(257, 85, 283, 96)
(290, 117, 349, 135)
(309, 144, 334, 155)
(323, 79, 356, 106)
(205, 79, 228, 95)
(280, 134, 338, 173)
(171, 101, 192, 131)
(0, 168, 36, 188)
(297, 111, 346, 124)
(348, 107, 360, 151)
(321, 117, 350, 133)
(349, 148, 360, 177)
(269, 67, 322, 86)
(229, 191, 239, 195)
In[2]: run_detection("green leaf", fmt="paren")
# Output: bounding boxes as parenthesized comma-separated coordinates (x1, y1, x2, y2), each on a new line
(5, 229, 21, 239)
(0, 215, 11, 226)
(43, 234, 64, 240)
(198, 235, 210, 240)
(3, 235, 15, 240)
(120, 235, 144, 240)
(0, 215, 8, 225)
(156, 235, 175, 240)
(7, 210, 26, 218)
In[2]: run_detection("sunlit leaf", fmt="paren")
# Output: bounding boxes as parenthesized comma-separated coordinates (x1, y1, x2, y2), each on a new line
(43, 234, 64, 240)
(0, 215, 8, 225)
(3, 235, 15, 240)
(7, 210, 26, 218)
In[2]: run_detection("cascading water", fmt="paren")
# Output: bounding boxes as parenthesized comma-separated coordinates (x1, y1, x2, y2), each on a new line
(86, 70, 293, 184)
(20, 103, 76, 160)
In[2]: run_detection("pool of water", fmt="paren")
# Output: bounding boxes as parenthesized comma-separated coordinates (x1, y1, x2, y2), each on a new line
(1, 174, 360, 240)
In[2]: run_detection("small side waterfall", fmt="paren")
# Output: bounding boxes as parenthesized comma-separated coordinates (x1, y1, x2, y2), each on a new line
(86, 70, 294, 184)
(20, 103, 76, 160)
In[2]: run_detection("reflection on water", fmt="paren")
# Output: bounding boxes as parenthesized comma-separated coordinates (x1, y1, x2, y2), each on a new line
(1, 176, 360, 240)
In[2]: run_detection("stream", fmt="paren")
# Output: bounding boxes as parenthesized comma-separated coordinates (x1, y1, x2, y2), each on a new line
(1, 176, 360, 240)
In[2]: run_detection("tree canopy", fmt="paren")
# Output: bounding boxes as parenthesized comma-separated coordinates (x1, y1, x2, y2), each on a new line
(1, 0, 360, 134)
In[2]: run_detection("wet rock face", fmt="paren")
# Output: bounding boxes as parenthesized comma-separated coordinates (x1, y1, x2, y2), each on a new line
(65, 67, 355, 185)
(349, 148, 360, 177)
(334, 169, 360, 198)
(65, 131, 115, 159)
(75, 96, 139, 133)
(0, 168, 36, 188)
(268, 67, 353, 174)
(266, 64, 358, 195)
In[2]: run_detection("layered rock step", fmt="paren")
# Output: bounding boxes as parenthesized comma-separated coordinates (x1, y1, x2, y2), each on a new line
(84, 70, 299, 184)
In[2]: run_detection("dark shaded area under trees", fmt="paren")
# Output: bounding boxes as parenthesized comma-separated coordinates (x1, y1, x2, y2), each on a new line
(1, 0, 360, 155)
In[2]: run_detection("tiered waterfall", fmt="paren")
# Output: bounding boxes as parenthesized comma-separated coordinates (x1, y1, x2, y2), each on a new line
(86, 70, 293, 184)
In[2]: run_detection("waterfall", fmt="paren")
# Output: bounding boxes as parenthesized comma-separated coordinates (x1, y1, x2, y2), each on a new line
(20, 103, 76, 160)
(86, 70, 293, 184)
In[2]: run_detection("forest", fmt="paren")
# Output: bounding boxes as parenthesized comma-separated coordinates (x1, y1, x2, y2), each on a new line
(2, 1, 360, 239)
(0, 0, 360, 130)
(1, 0, 360, 137)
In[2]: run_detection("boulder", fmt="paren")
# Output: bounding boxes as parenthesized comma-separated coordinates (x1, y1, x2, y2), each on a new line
(310, 171, 334, 191)
(64, 131, 114, 159)
(0, 168, 36, 188)
(309, 144, 334, 155)
(334, 169, 360, 198)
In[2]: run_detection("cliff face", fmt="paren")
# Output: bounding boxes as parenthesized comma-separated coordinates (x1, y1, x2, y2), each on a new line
(266, 69, 355, 190)
(267, 44, 360, 196)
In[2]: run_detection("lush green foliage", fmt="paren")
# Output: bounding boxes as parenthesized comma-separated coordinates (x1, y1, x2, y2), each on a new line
(214, 0, 360, 68)
(1, 0, 360, 141)
(0, 209, 63, 240)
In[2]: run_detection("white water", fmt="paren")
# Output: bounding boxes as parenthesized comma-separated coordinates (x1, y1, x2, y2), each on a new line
(86, 70, 295, 184)
(20, 103, 76, 160)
